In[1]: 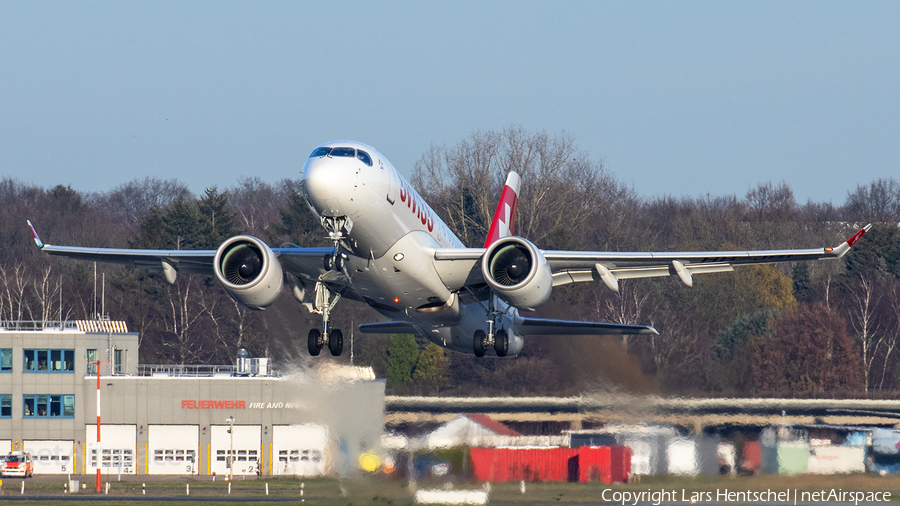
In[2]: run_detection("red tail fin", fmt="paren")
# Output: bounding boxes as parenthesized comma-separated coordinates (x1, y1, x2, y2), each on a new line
(484, 172, 521, 247)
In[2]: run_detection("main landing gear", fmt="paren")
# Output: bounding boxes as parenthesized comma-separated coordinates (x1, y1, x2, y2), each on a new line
(306, 282, 344, 357)
(472, 293, 509, 358)
(473, 329, 509, 357)
(308, 328, 343, 357)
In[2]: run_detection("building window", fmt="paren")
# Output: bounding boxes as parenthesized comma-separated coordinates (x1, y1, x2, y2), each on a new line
(92, 448, 133, 469)
(23, 349, 75, 372)
(154, 449, 195, 463)
(0, 394, 11, 418)
(114, 349, 123, 374)
(23, 394, 74, 418)
(1, 349, 12, 372)
(87, 349, 97, 375)
(216, 450, 257, 463)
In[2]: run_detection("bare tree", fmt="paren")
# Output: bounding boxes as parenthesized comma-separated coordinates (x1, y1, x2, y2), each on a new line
(843, 178, 900, 224)
(31, 265, 60, 324)
(412, 127, 631, 248)
(879, 278, 900, 389)
(846, 274, 884, 392)
(593, 279, 651, 348)
(229, 177, 283, 237)
(0, 262, 30, 322)
(645, 310, 704, 386)
(92, 177, 194, 236)
(160, 277, 210, 364)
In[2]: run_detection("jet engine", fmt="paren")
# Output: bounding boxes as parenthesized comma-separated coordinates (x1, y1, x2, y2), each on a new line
(481, 237, 552, 311)
(214, 236, 284, 310)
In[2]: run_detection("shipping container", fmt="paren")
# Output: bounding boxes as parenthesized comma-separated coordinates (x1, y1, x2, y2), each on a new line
(469, 446, 630, 483)
(760, 427, 809, 475)
(807, 445, 865, 474)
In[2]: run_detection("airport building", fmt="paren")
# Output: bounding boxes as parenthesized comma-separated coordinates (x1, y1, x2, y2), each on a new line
(0, 320, 385, 476)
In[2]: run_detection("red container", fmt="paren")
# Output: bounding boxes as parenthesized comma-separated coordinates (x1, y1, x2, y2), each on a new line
(742, 441, 761, 473)
(470, 446, 631, 484)
(608, 445, 632, 483)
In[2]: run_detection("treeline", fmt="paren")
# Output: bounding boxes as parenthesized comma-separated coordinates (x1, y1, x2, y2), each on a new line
(4, 126, 900, 398)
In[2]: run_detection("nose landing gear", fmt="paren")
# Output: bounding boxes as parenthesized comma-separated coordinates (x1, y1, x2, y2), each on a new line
(321, 216, 351, 274)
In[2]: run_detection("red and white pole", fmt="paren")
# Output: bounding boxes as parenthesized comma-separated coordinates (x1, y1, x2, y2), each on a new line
(96, 361, 101, 493)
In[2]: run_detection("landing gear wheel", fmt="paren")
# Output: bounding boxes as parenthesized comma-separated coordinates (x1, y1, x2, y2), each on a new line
(473, 329, 487, 357)
(494, 329, 509, 357)
(324, 254, 344, 272)
(308, 329, 322, 356)
(328, 328, 343, 356)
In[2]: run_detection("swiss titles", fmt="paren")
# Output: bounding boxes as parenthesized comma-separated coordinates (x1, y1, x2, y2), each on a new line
(399, 179, 434, 232)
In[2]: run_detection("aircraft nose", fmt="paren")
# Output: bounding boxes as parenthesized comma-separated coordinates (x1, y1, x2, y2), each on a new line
(302, 157, 344, 216)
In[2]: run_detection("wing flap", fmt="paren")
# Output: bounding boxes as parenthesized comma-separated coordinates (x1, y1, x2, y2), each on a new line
(552, 263, 735, 287)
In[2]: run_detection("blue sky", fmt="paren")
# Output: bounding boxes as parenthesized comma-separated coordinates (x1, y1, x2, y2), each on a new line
(2, 1, 897, 204)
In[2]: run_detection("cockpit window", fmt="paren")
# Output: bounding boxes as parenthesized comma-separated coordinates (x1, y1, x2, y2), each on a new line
(309, 146, 372, 167)
(330, 147, 356, 157)
(357, 150, 373, 166)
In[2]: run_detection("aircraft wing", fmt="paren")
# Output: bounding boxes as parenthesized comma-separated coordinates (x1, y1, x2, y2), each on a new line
(433, 224, 871, 294)
(27, 220, 338, 285)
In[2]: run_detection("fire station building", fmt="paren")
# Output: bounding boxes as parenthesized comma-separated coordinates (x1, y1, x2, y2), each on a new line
(0, 321, 385, 476)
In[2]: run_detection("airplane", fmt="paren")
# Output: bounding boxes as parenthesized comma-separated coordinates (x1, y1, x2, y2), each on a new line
(28, 140, 872, 358)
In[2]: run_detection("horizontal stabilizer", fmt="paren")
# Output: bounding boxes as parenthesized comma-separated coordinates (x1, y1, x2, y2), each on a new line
(519, 317, 658, 336)
(358, 321, 420, 334)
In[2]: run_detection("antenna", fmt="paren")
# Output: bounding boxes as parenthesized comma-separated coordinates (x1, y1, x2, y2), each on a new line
(101, 272, 106, 319)
(93, 262, 97, 320)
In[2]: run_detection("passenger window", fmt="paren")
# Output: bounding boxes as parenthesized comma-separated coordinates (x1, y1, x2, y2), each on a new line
(309, 147, 331, 158)
(357, 150, 373, 166)
(330, 147, 355, 157)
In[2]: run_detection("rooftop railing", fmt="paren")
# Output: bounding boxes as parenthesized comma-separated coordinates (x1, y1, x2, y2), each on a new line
(138, 361, 275, 378)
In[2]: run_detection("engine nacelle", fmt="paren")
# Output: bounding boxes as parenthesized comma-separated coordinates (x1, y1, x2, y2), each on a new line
(214, 236, 284, 310)
(481, 237, 552, 311)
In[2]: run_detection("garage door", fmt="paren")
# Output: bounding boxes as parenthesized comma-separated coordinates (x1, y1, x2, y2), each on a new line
(148, 425, 199, 475)
(0, 440, 11, 466)
(23, 440, 75, 474)
(272, 424, 328, 476)
(85, 425, 136, 474)
(210, 425, 261, 476)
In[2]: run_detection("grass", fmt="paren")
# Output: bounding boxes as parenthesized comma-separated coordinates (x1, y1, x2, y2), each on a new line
(4, 473, 900, 505)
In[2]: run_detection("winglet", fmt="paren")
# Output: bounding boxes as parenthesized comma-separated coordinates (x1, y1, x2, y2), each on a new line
(827, 223, 871, 258)
(26, 220, 44, 249)
(846, 223, 872, 248)
(484, 171, 521, 248)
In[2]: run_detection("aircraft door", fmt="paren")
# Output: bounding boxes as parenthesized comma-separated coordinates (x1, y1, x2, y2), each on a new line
(384, 159, 397, 205)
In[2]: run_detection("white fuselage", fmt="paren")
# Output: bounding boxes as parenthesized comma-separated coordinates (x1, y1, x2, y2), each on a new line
(301, 141, 523, 356)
